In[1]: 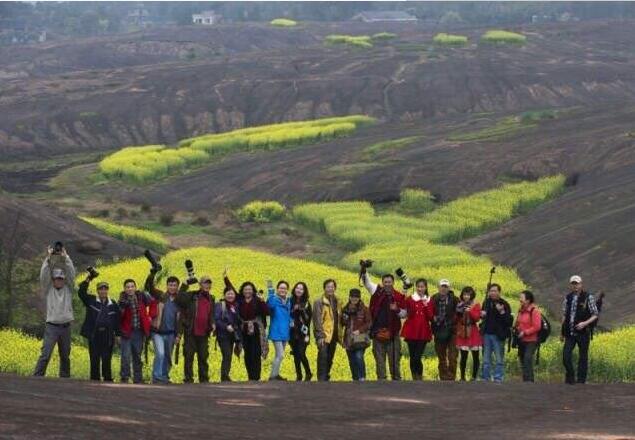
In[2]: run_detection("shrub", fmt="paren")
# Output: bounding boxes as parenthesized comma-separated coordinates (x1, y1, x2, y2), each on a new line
(433, 33, 468, 46)
(481, 30, 526, 44)
(270, 18, 297, 27)
(159, 213, 174, 227)
(325, 34, 373, 49)
(372, 32, 397, 41)
(80, 216, 169, 252)
(363, 136, 421, 158)
(236, 201, 286, 223)
(399, 188, 436, 213)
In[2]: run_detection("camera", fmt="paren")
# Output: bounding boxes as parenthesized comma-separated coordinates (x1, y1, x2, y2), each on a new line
(395, 267, 413, 290)
(86, 266, 99, 280)
(144, 249, 162, 272)
(359, 259, 373, 269)
(301, 324, 309, 336)
(184, 259, 197, 284)
(52, 241, 64, 255)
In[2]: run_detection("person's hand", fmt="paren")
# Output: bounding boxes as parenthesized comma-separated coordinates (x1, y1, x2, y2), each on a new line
(266, 280, 273, 289)
(115, 336, 121, 346)
(223, 267, 228, 278)
(575, 322, 587, 331)
(47, 246, 53, 257)
(518, 331, 524, 338)
(465, 306, 472, 312)
(389, 302, 398, 311)
(353, 330, 360, 336)
(495, 303, 505, 313)
(481, 310, 487, 318)
(227, 325, 234, 333)
(294, 304, 300, 311)
(317, 338, 325, 348)
(60, 246, 68, 257)
(175, 336, 180, 345)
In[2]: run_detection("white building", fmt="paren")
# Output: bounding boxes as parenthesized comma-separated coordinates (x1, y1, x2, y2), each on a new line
(192, 10, 222, 25)
(352, 11, 418, 23)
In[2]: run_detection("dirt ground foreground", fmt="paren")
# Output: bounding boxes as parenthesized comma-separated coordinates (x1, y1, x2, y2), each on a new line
(0, 374, 634, 440)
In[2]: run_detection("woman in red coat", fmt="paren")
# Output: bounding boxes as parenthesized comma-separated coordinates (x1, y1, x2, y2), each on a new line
(455, 286, 482, 381)
(401, 278, 434, 380)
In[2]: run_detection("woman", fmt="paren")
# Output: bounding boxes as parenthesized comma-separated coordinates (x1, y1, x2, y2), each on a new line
(401, 278, 434, 380)
(515, 290, 542, 382)
(341, 288, 372, 381)
(455, 286, 482, 381)
(214, 285, 242, 382)
(266, 280, 292, 381)
(224, 269, 270, 381)
(289, 282, 313, 382)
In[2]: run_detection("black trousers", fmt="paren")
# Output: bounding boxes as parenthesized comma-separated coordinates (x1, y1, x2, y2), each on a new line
(518, 341, 537, 382)
(218, 337, 235, 381)
(406, 340, 427, 378)
(317, 339, 337, 381)
(563, 332, 590, 384)
(459, 349, 480, 381)
(183, 334, 209, 383)
(88, 329, 114, 381)
(290, 338, 311, 380)
(242, 332, 262, 381)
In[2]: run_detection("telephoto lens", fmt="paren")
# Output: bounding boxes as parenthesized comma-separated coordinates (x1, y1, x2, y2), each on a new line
(184, 259, 196, 284)
(144, 249, 162, 272)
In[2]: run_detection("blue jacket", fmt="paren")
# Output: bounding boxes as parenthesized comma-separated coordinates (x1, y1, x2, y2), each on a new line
(266, 287, 291, 341)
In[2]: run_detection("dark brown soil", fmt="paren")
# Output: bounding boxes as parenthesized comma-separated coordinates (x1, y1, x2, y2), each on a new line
(0, 374, 634, 440)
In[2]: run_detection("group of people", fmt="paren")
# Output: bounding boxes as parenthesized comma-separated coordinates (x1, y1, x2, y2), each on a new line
(33, 245, 601, 385)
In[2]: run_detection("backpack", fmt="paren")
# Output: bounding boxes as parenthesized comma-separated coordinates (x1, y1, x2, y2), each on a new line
(535, 312, 551, 365)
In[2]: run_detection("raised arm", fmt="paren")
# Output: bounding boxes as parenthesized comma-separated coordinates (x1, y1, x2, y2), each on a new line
(77, 280, 91, 307)
(144, 270, 164, 300)
(40, 256, 52, 292)
(361, 272, 377, 295)
(63, 254, 76, 287)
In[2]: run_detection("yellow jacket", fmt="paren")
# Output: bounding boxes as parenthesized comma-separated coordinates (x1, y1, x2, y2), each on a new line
(312, 295, 343, 344)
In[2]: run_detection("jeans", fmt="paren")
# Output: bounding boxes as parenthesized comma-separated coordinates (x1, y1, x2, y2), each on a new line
(33, 323, 71, 378)
(290, 338, 311, 380)
(482, 333, 505, 382)
(270, 341, 286, 378)
(317, 338, 337, 381)
(406, 340, 427, 379)
(88, 329, 114, 381)
(563, 332, 591, 384)
(183, 334, 210, 383)
(243, 332, 262, 381)
(151, 332, 175, 384)
(518, 341, 537, 382)
(346, 349, 366, 380)
(121, 329, 145, 383)
(372, 335, 401, 380)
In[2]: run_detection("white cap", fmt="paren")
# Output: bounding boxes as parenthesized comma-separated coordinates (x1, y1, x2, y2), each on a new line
(569, 275, 582, 284)
(439, 279, 450, 287)
(52, 268, 66, 280)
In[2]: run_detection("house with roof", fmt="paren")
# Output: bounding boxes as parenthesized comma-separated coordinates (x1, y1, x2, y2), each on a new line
(352, 11, 418, 23)
(192, 10, 222, 25)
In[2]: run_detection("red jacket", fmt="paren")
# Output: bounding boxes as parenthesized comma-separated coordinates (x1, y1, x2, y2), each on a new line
(454, 302, 482, 348)
(401, 295, 434, 341)
(119, 291, 152, 338)
(516, 304, 542, 343)
(369, 288, 406, 338)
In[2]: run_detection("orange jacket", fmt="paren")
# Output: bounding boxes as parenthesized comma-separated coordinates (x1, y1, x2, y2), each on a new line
(516, 305, 542, 343)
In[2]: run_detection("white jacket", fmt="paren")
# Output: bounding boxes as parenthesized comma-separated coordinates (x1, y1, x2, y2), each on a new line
(40, 256, 75, 324)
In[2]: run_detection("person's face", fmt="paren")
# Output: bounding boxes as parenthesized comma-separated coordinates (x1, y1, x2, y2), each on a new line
(124, 282, 136, 295)
(416, 282, 427, 296)
(350, 296, 360, 305)
(52, 278, 65, 289)
(439, 285, 449, 295)
(324, 281, 336, 296)
(98, 287, 109, 301)
(201, 281, 212, 292)
(294, 284, 305, 298)
(243, 285, 254, 299)
(519, 293, 528, 307)
(277, 283, 288, 298)
(488, 286, 500, 300)
(225, 290, 236, 302)
(462, 292, 471, 302)
(382, 277, 394, 291)
(166, 281, 179, 295)
(571, 281, 582, 293)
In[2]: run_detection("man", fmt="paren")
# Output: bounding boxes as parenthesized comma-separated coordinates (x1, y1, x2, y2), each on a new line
(33, 244, 76, 378)
(118, 279, 152, 383)
(176, 274, 215, 384)
(363, 269, 406, 381)
(78, 274, 120, 382)
(480, 283, 513, 382)
(312, 279, 341, 382)
(431, 279, 459, 381)
(562, 275, 598, 385)
(145, 268, 181, 384)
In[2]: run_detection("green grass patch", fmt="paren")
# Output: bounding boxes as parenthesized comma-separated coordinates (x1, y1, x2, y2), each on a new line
(362, 136, 422, 159)
(325, 34, 373, 49)
(481, 30, 527, 44)
(399, 188, 436, 213)
(270, 18, 297, 27)
(80, 216, 169, 252)
(236, 201, 286, 223)
(433, 33, 468, 46)
(371, 32, 397, 41)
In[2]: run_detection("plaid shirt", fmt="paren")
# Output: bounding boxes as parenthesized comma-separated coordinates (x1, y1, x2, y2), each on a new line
(562, 292, 598, 336)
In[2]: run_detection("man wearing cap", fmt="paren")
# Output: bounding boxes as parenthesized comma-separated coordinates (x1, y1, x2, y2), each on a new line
(561, 275, 598, 385)
(78, 272, 120, 381)
(33, 244, 76, 378)
(176, 273, 215, 383)
(431, 279, 459, 381)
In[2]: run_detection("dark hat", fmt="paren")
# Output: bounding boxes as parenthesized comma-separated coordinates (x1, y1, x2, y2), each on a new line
(96, 281, 109, 290)
(349, 288, 361, 298)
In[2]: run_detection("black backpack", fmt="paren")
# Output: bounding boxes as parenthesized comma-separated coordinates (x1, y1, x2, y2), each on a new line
(538, 313, 551, 344)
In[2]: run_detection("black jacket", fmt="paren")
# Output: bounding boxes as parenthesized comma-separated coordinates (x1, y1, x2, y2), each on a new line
(480, 297, 513, 340)
(78, 280, 121, 339)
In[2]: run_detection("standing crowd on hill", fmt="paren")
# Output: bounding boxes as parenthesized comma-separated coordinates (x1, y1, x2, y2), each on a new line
(33, 244, 602, 385)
